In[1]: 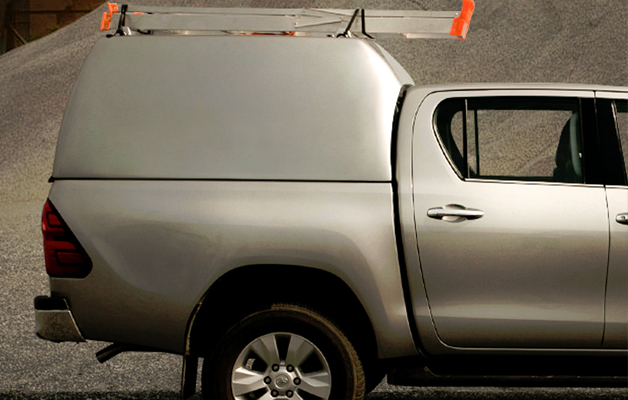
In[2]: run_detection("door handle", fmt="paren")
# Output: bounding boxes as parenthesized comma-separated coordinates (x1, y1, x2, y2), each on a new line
(427, 204, 484, 222)
(617, 213, 628, 225)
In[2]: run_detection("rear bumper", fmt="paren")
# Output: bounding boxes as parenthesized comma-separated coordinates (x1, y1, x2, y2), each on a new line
(34, 296, 85, 343)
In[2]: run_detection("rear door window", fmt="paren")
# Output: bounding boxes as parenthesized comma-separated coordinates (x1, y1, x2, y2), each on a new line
(434, 97, 583, 183)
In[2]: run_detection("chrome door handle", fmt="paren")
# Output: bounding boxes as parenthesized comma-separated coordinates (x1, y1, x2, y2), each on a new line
(617, 213, 628, 225)
(427, 204, 484, 221)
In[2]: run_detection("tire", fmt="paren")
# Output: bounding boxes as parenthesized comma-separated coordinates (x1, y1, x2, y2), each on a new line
(202, 303, 365, 400)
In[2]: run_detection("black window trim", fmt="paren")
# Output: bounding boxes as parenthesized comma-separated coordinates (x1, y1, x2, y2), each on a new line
(596, 97, 628, 186)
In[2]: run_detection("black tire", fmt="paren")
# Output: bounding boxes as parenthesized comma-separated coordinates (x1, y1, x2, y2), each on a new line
(202, 303, 365, 400)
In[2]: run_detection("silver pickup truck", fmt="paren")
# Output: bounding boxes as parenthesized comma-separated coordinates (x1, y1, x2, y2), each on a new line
(35, 3, 627, 400)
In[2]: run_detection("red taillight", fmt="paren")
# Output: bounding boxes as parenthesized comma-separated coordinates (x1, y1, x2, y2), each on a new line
(42, 200, 92, 278)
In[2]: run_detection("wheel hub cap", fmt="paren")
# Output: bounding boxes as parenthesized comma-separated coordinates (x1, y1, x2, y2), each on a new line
(275, 374, 290, 388)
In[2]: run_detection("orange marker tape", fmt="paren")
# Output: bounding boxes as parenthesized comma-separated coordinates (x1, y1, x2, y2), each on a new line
(450, 0, 475, 40)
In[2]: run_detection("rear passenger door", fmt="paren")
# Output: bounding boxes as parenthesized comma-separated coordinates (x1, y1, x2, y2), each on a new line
(412, 90, 609, 348)
(596, 92, 628, 349)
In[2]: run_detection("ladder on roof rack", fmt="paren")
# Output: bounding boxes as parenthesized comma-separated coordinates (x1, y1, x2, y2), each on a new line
(100, 0, 474, 40)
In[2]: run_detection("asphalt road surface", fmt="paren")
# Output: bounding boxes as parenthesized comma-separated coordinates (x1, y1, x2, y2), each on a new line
(0, 0, 627, 399)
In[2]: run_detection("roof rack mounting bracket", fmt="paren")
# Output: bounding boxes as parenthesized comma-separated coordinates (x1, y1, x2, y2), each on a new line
(106, 4, 128, 37)
(360, 9, 374, 39)
(334, 8, 374, 39)
(337, 8, 360, 38)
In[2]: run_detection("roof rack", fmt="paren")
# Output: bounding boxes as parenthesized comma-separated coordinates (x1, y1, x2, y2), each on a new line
(100, 0, 474, 40)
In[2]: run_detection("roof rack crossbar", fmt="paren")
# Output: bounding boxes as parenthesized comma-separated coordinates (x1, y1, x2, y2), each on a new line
(101, 0, 474, 40)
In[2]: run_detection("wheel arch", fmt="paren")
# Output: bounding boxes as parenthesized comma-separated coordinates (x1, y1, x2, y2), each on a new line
(186, 264, 379, 369)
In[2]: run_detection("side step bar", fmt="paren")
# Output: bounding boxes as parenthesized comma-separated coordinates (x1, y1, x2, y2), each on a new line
(388, 356, 628, 388)
(388, 366, 628, 388)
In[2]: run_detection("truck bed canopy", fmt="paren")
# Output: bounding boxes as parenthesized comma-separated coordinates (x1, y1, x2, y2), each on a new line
(53, 35, 411, 181)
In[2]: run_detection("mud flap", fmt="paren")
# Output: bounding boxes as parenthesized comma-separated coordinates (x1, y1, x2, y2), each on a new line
(181, 354, 198, 399)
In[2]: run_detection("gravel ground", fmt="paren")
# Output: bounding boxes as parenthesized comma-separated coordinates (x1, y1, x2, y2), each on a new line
(0, 0, 626, 398)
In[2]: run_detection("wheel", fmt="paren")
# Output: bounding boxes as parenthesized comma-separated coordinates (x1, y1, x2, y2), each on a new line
(202, 303, 365, 400)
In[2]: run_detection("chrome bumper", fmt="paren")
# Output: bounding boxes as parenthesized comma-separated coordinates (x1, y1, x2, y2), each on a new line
(34, 296, 85, 343)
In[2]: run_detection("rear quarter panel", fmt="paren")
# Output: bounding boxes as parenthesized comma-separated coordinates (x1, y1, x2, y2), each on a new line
(49, 180, 416, 357)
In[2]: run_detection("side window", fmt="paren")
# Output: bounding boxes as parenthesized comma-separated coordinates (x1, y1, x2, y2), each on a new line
(615, 100, 628, 180)
(434, 97, 583, 183)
